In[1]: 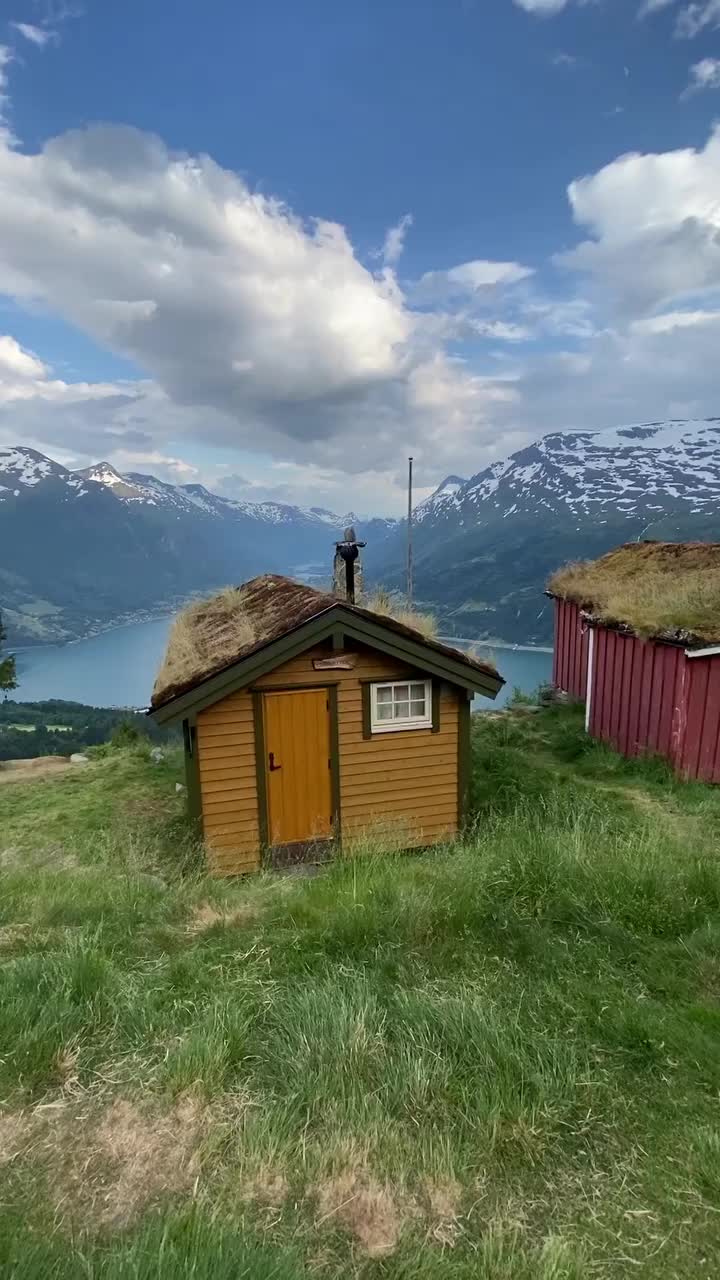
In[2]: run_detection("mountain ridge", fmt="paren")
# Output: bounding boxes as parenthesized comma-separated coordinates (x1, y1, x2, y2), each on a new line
(3, 418, 719, 650)
(368, 418, 720, 644)
(0, 446, 396, 646)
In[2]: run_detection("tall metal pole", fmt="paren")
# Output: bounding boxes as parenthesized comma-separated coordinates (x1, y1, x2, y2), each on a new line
(407, 455, 413, 608)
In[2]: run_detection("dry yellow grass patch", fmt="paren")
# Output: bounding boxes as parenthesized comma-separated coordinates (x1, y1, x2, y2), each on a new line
(362, 589, 438, 640)
(153, 588, 255, 707)
(0, 1110, 30, 1167)
(423, 1178, 464, 1247)
(316, 1171, 407, 1257)
(87, 1097, 204, 1226)
(9, 1096, 206, 1229)
(188, 901, 261, 932)
(549, 541, 720, 642)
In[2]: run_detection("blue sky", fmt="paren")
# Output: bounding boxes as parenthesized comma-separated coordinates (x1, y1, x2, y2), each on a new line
(1, 0, 720, 512)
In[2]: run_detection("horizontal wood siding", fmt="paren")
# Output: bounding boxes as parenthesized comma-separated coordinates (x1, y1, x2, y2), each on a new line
(257, 643, 460, 847)
(196, 640, 463, 874)
(196, 690, 260, 874)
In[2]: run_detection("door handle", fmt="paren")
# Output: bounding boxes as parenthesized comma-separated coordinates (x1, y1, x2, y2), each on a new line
(268, 752, 281, 772)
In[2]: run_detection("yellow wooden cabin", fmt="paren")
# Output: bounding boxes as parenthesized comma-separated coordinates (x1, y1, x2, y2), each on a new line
(149, 575, 503, 873)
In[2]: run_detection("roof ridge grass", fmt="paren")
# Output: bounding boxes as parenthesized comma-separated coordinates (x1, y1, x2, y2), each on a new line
(548, 541, 720, 644)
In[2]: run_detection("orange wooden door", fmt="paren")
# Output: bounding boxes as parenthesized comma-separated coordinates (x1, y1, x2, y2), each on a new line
(263, 689, 332, 845)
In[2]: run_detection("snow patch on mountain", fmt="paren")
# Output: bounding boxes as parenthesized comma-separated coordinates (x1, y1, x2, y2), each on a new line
(0, 446, 58, 490)
(452, 418, 720, 527)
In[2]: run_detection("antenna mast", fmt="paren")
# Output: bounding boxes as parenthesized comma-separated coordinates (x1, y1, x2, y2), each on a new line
(406, 455, 413, 608)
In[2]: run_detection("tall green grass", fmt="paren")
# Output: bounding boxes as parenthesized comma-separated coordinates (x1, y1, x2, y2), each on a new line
(1, 718, 720, 1274)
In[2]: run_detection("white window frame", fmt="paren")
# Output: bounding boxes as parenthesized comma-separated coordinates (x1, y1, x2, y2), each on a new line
(370, 679, 433, 733)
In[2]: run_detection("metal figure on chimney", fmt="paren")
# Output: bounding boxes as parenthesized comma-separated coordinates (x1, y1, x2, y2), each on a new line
(333, 526, 366, 604)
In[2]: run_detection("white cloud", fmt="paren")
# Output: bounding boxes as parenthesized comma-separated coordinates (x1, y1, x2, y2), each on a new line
(640, 0, 720, 35)
(682, 57, 720, 95)
(0, 45, 11, 122)
(631, 308, 720, 333)
(638, 0, 675, 15)
(413, 259, 533, 304)
(381, 213, 413, 266)
(0, 126, 414, 427)
(513, 0, 573, 13)
(0, 333, 48, 381)
(676, 0, 720, 36)
(558, 127, 720, 317)
(552, 51, 580, 67)
(11, 22, 55, 47)
(0, 125, 536, 506)
(471, 320, 532, 341)
(4, 119, 720, 513)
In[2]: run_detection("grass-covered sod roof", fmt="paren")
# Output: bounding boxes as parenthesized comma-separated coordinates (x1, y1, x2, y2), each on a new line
(152, 574, 499, 709)
(548, 541, 720, 645)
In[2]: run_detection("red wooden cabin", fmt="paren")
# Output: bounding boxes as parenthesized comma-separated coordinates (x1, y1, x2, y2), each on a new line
(548, 543, 720, 784)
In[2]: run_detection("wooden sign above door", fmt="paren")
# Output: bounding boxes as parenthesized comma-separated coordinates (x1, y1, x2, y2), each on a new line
(313, 654, 357, 670)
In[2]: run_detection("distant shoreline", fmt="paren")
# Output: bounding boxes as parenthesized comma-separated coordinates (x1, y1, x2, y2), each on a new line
(15, 615, 554, 657)
(440, 636, 553, 654)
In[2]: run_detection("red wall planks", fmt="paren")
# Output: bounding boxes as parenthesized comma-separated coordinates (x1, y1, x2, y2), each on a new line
(681, 658, 720, 783)
(553, 597, 720, 782)
(552, 599, 589, 700)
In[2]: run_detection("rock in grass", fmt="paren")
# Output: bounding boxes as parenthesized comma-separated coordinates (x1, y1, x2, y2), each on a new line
(175, 782, 186, 793)
(70, 753, 90, 764)
(150, 747, 165, 763)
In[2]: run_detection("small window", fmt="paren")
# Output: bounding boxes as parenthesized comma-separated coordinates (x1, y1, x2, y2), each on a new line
(370, 680, 432, 733)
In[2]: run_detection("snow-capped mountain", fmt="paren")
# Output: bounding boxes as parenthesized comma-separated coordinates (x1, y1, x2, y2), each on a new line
(4, 419, 718, 650)
(0, 446, 90, 499)
(371, 419, 720, 644)
(414, 475, 467, 523)
(78, 460, 359, 529)
(0, 447, 394, 646)
(417, 421, 720, 530)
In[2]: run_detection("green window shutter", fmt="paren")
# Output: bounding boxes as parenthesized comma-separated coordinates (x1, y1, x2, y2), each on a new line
(431, 681, 441, 733)
(361, 682, 372, 739)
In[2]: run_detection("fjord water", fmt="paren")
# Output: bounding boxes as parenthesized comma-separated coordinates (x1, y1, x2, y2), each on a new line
(13, 618, 552, 710)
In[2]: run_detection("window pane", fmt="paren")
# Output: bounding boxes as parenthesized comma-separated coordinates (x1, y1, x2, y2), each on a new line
(394, 700, 410, 719)
(410, 683, 425, 700)
(411, 700, 425, 716)
(393, 684, 409, 702)
(376, 686, 392, 704)
(376, 703, 393, 721)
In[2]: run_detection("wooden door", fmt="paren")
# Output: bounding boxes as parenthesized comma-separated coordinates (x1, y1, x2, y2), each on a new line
(263, 689, 333, 847)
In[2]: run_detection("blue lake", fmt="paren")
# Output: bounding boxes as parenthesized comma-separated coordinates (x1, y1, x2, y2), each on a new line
(13, 618, 552, 710)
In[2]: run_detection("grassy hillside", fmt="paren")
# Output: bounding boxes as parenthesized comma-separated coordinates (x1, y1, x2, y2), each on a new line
(1, 715, 720, 1277)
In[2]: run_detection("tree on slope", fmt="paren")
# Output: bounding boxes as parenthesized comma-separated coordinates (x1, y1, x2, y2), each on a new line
(0, 612, 17, 696)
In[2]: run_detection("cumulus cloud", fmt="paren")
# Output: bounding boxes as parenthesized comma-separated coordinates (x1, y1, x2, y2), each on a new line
(0, 126, 418, 432)
(3, 117, 720, 512)
(557, 127, 720, 317)
(0, 123, 543, 501)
